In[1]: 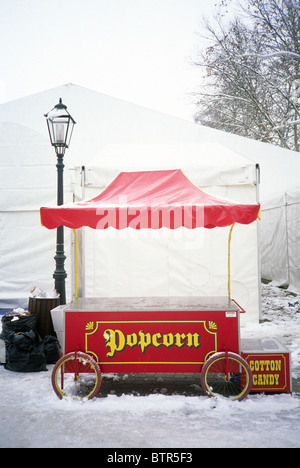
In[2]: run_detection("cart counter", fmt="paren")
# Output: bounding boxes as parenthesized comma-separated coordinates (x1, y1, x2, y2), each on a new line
(59, 296, 244, 373)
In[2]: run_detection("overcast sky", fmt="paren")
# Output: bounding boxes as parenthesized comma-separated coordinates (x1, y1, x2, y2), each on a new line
(0, 0, 240, 121)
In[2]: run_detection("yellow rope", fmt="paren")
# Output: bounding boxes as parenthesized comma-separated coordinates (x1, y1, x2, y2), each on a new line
(72, 229, 78, 299)
(257, 206, 261, 220)
(228, 223, 235, 303)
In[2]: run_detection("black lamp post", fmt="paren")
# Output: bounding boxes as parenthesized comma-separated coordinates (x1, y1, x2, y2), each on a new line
(45, 98, 76, 304)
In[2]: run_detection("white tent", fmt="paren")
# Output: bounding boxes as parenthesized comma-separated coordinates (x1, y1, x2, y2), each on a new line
(259, 189, 300, 293)
(239, 144, 300, 293)
(1, 83, 297, 322)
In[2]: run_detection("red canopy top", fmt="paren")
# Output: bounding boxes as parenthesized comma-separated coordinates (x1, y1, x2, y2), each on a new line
(40, 169, 260, 230)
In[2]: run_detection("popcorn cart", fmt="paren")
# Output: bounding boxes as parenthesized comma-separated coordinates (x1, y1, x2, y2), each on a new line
(50, 296, 253, 401)
(41, 170, 289, 401)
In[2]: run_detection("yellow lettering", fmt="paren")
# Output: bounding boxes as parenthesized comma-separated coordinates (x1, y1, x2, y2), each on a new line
(249, 359, 282, 373)
(162, 333, 174, 348)
(126, 333, 138, 348)
(174, 333, 186, 348)
(103, 328, 202, 358)
(104, 329, 126, 358)
(262, 374, 269, 385)
(260, 361, 264, 371)
(275, 360, 282, 371)
(251, 373, 281, 387)
(152, 333, 162, 347)
(138, 331, 152, 354)
(186, 333, 201, 348)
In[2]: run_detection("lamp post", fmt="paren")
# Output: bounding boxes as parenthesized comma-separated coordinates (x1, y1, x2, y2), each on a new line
(45, 98, 76, 304)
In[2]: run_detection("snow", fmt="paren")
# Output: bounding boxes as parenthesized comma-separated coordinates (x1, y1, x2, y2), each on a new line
(1, 284, 300, 449)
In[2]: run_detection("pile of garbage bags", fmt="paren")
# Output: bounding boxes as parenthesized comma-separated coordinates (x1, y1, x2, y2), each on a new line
(0, 312, 60, 372)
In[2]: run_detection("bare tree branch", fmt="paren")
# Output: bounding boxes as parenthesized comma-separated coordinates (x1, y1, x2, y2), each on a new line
(239, 51, 300, 59)
(192, 0, 300, 151)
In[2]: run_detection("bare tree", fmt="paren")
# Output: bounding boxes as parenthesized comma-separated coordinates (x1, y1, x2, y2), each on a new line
(194, 0, 300, 151)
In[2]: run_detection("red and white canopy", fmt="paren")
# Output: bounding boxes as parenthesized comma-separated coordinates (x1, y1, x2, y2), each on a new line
(40, 169, 260, 230)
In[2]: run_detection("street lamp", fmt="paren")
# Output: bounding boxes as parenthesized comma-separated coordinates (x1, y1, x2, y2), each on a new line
(45, 98, 76, 304)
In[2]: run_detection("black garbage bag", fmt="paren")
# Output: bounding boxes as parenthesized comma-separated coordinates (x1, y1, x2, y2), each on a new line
(5, 329, 47, 372)
(43, 335, 61, 364)
(1, 314, 36, 342)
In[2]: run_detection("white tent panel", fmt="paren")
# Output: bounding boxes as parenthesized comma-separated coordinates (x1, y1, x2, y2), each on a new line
(0, 121, 73, 308)
(80, 142, 256, 190)
(82, 224, 260, 326)
(0, 211, 53, 308)
(260, 194, 289, 287)
(260, 189, 300, 293)
(286, 189, 300, 293)
(0, 209, 73, 309)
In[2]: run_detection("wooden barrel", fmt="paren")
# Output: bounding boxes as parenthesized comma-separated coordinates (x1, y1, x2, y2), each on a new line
(28, 297, 60, 338)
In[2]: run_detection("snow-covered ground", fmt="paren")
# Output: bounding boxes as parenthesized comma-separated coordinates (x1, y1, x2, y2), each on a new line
(0, 284, 299, 449)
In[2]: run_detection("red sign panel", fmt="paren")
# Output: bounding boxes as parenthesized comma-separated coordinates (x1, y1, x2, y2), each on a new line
(242, 352, 291, 393)
(64, 310, 240, 373)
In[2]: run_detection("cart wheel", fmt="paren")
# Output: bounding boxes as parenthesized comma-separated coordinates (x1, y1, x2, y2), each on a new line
(52, 351, 102, 400)
(201, 352, 253, 401)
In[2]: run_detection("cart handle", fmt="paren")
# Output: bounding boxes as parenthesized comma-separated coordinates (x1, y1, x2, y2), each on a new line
(231, 299, 246, 314)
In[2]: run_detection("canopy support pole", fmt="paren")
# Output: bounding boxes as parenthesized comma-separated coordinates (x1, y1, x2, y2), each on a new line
(228, 223, 235, 303)
(72, 229, 78, 299)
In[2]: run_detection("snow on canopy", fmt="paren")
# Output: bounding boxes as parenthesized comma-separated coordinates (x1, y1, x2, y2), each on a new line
(40, 169, 260, 230)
